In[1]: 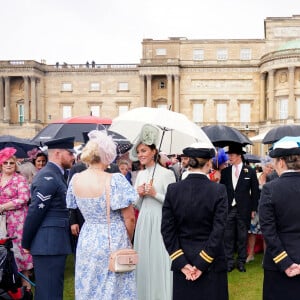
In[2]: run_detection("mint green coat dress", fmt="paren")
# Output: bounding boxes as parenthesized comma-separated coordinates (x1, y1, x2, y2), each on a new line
(134, 164, 176, 300)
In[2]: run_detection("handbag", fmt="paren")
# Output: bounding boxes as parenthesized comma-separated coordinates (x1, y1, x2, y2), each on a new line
(0, 213, 7, 238)
(105, 175, 138, 273)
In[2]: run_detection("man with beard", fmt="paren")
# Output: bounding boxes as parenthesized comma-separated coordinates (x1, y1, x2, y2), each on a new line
(22, 137, 75, 300)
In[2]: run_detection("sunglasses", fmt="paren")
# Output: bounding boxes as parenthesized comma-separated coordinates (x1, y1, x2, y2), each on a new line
(3, 161, 15, 165)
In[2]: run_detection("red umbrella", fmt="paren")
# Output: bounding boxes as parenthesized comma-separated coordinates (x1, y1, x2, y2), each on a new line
(52, 116, 112, 125)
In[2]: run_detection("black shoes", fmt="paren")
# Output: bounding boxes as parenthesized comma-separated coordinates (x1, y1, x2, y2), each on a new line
(227, 265, 235, 272)
(227, 263, 246, 272)
(237, 263, 246, 272)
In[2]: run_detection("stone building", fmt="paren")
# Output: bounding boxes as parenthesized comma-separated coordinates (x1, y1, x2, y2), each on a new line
(1, 15, 300, 154)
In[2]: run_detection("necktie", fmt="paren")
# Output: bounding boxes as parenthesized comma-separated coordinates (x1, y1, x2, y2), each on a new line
(64, 169, 69, 182)
(235, 165, 239, 179)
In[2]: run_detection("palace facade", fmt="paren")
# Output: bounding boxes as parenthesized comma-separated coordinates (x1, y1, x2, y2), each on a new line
(1, 15, 300, 154)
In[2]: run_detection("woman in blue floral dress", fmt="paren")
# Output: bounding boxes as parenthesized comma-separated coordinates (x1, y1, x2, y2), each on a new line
(66, 130, 137, 300)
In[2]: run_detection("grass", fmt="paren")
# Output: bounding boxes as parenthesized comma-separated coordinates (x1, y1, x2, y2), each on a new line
(63, 255, 75, 300)
(228, 253, 264, 299)
(62, 253, 264, 300)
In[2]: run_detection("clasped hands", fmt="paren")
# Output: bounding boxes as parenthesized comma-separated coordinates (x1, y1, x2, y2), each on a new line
(181, 264, 202, 281)
(285, 263, 300, 277)
(137, 183, 156, 197)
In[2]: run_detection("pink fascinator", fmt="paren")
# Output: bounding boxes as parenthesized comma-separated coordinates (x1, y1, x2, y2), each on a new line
(0, 147, 17, 165)
(27, 148, 41, 161)
(88, 130, 117, 165)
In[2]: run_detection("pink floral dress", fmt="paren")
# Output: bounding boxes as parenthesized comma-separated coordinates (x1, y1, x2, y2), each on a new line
(0, 172, 33, 271)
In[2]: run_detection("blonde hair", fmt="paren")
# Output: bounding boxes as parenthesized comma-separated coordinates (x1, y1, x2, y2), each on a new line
(0, 155, 19, 172)
(118, 159, 130, 167)
(18, 161, 37, 184)
(81, 130, 117, 165)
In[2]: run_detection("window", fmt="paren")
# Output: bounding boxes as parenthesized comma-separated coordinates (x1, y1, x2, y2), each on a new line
(61, 82, 72, 92)
(217, 48, 228, 61)
(18, 104, 24, 124)
(278, 98, 288, 119)
(90, 82, 100, 91)
(90, 105, 100, 117)
(62, 106, 72, 118)
(118, 105, 129, 115)
(216, 103, 227, 122)
(118, 82, 129, 91)
(193, 103, 203, 123)
(240, 48, 252, 60)
(156, 48, 167, 56)
(193, 49, 204, 61)
(158, 81, 166, 89)
(240, 103, 250, 123)
(157, 104, 168, 109)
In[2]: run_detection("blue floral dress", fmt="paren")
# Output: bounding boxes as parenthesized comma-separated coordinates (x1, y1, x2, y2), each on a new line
(66, 173, 137, 300)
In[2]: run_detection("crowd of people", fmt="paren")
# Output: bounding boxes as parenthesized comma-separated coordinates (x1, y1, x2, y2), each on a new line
(0, 126, 299, 300)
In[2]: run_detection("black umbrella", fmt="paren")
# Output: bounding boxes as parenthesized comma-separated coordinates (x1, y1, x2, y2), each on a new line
(82, 130, 132, 155)
(202, 125, 253, 147)
(0, 135, 39, 158)
(244, 153, 261, 163)
(31, 123, 108, 144)
(262, 125, 300, 144)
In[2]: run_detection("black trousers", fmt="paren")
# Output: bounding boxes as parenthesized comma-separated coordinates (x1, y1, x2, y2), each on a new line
(224, 207, 248, 267)
(33, 255, 67, 300)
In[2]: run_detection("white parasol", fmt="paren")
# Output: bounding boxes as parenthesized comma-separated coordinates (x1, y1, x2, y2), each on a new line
(109, 107, 213, 154)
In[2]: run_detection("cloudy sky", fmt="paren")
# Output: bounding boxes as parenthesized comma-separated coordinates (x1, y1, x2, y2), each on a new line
(1, 0, 299, 65)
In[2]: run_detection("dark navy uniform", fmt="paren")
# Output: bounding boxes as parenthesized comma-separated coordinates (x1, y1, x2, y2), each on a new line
(22, 137, 74, 300)
(259, 172, 300, 300)
(161, 173, 228, 300)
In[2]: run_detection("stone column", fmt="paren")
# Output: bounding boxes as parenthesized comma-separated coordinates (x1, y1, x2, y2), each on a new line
(288, 66, 295, 120)
(267, 70, 275, 121)
(167, 74, 173, 109)
(139, 75, 145, 106)
(30, 76, 37, 122)
(36, 78, 43, 122)
(0, 77, 4, 121)
(24, 76, 30, 122)
(146, 75, 152, 107)
(259, 73, 266, 122)
(174, 75, 180, 112)
(4, 77, 10, 122)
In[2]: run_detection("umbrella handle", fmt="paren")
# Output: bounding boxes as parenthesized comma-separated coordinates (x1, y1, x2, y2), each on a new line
(149, 178, 153, 186)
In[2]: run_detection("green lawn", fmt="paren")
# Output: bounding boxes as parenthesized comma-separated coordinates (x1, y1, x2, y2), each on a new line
(62, 253, 264, 300)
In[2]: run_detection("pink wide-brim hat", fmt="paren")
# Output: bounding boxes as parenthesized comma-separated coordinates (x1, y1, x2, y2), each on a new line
(0, 147, 17, 165)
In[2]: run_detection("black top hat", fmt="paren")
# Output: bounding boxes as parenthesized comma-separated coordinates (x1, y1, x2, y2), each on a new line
(224, 143, 246, 155)
(183, 142, 215, 159)
(44, 137, 75, 153)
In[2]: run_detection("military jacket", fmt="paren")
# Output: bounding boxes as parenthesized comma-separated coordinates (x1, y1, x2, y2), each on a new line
(259, 172, 300, 272)
(161, 173, 228, 273)
(22, 162, 72, 255)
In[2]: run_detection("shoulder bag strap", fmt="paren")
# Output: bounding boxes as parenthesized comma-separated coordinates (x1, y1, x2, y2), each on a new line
(105, 174, 112, 251)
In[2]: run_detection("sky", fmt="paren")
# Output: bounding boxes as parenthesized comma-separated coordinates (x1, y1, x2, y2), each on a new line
(1, 0, 300, 65)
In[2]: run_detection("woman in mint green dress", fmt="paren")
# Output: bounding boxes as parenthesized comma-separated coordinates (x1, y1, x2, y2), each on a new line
(132, 139, 176, 300)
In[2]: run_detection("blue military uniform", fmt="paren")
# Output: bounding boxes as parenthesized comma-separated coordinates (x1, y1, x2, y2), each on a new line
(22, 137, 75, 300)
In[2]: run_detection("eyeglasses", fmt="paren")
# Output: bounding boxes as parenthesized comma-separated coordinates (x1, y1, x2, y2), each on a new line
(3, 161, 15, 165)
